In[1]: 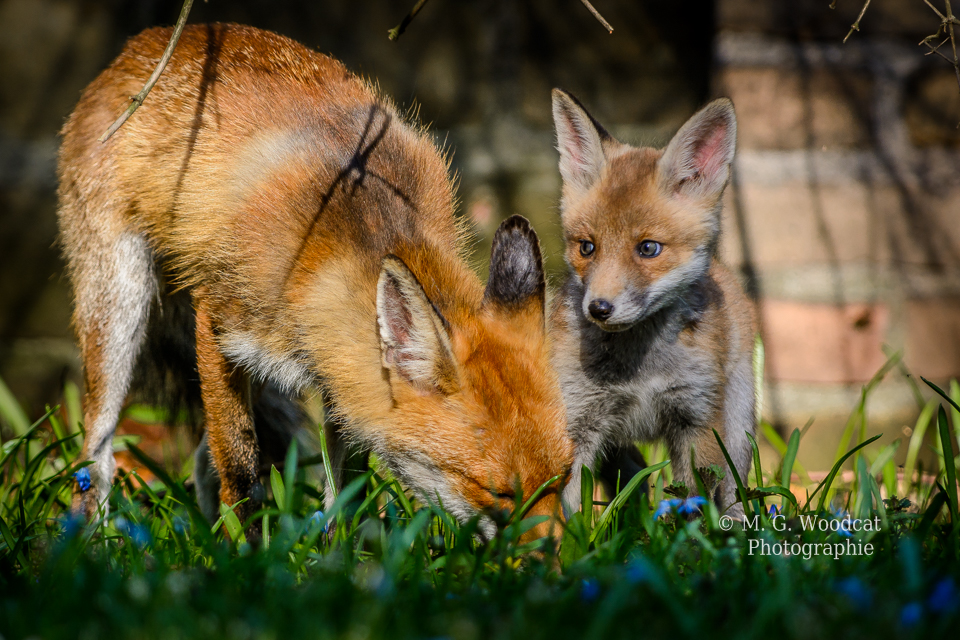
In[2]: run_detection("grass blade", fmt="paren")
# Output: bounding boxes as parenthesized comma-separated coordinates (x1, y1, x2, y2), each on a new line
(580, 464, 594, 526)
(923, 377, 960, 415)
(318, 423, 338, 504)
(868, 439, 901, 477)
(590, 460, 669, 544)
(713, 429, 750, 515)
(283, 439, 299, 513)
(936, 405, 958, 530)
(753, 333, 764, 424)
(781, 428, 800, 490)
(63, 380, 82, 434)
(271, 466, 286, 512)
(904, 399, 937, 494)
(125, 443, 213, 546)
(0, 375, 30, 438)
(807, 434, 882, 512)
(214, 500, 247, 544)
(513, 474, 562, 523)
(746, 432, 763, 488)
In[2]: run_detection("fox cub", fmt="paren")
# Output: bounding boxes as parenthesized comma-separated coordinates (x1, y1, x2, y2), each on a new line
(549, 89, 758, 515)
(57, 24, 573, 542)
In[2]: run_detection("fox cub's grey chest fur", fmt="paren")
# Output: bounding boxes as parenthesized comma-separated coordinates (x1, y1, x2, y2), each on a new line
(557, 275, 723, 469)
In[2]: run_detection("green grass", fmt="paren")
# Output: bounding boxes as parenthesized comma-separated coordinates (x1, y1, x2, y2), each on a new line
(1, 374, 959, 640)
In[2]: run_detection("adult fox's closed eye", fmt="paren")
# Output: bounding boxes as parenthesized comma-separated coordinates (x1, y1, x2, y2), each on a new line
(57, 23, 572, 542)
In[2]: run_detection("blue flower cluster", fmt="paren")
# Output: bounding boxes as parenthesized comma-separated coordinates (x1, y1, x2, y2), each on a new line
(72, 467, 91, 492)
(654, 496, 707, 519)
(113, 516, 151, 548)
(834, 577, 872, 610)
(308, 510, 330, 534)
(580, 578, 600, 602)
(900, 577, 960, 627)
(58, 512, 84, 539)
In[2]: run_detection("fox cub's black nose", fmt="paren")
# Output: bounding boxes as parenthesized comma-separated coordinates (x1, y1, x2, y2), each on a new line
(588, 299, 613, 321)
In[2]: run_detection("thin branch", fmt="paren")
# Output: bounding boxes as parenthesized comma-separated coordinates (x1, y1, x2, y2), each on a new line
(580, 0, 614, 34)
(843, 0, 872, 43)
(98, 0, 194, 142)
(945, 0, 960, 95)
(922, 37, 956, 64)
(388, 0, 430, 41)
(925, 0, 949, 22)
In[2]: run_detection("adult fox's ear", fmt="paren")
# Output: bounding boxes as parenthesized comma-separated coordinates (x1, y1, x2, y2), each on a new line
(377, 256, 459, 395)
(552, 89, 612, 200)
(483, 215, 546, 330)
(659, 98, 737, 201)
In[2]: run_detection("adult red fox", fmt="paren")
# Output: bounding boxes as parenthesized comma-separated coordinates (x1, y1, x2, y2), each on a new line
(549, 90, 758, 516)
(57, 24, 572, 542)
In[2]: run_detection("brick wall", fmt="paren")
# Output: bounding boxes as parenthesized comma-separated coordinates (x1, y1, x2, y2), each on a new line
(715, 0, 960, 465)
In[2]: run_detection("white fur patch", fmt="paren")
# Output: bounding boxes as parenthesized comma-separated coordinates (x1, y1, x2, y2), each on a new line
(219, 331, 314, 393)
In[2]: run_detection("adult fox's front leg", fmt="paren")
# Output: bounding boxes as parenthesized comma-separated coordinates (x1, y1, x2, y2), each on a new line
(193, 292, 262, 539)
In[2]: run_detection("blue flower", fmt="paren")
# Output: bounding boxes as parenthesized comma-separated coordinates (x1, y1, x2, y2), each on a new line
(831, 509, 858, 538)
(654, 499, 682, 519)
(114, 516, 151, 548)
(655, 496, 708, 518)
(72, 468, 91, 492)
(58, 512, 84, 539)
(900, 602, 922, 627)
(128, 524, 151, 548)
(625, 557, 650, 585)
(929, 577, 959, 614)
(834, 577, 872, 610)
(172, 517, 188, 534)
(580, 578, 600, 602)
(768, 504, 780, 516)
(308, 510, 329, 533)
(677, 496, 707, 516)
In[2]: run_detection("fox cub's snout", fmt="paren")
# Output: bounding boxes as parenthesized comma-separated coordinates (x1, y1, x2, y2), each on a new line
(550, 89, 757, 515)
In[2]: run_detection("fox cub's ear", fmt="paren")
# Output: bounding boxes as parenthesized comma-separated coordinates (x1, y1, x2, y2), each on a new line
(483, 215, 546, 325)
(377, 256, 459, 395)
(659, 98, 737, 200)
(552, 89, 611, 198)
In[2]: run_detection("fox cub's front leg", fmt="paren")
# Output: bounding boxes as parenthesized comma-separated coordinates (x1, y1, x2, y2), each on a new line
(667, 421, 749, 518)
(193, 293, 262, 538)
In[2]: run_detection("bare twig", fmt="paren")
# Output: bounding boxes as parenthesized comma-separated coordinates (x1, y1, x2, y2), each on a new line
(922, 35, 956, 63)
(945, 0, 960, 95)
(918, 0, 960, 97)
(98, 0, 194, 142)
(388, 0, 430, 41)
(924, 0, 949, 22)
(843, 0, 872, 43)
(580, 0, 614, 34)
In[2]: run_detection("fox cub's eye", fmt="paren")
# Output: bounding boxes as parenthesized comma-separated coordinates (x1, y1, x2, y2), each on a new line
(579, 240, 595, 257)
(637, 240, 662, 258)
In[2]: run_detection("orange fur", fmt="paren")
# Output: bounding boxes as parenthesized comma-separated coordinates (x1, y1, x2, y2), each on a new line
(58, 24, 571, 542)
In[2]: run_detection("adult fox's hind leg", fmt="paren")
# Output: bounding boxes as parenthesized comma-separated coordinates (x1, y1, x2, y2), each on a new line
(68, 230, 157, 519)
(193, 292, 263, 539)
